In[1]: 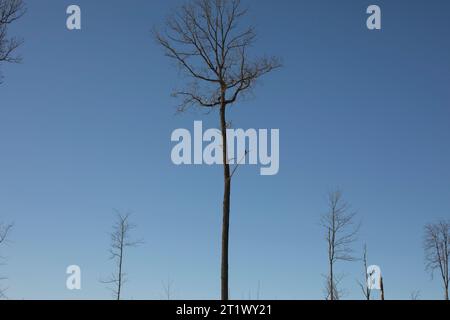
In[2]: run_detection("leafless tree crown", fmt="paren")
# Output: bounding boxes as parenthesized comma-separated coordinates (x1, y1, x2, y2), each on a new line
(424, 220, 449, 300)
(154, 0, 281, 112)
(102, 212, 142, 300)
(321, 190, 360, 300)
(321, 190, 360, 262)
(0, 0, 25, 81)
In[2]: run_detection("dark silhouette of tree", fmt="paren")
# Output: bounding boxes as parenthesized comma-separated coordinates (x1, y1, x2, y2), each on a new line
(155, 0, 281, 300)
(321, 190, 359, 300)
(424, 220, 449, 300)
(102, 212, 142, 300)
(0, 222, 13, 298)
(0, 0, 25, 83)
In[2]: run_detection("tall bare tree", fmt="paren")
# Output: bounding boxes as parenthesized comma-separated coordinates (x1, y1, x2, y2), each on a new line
(155, 0, 281, 300)
(424, 220, 449, 300)
(321, 190, 359, 300)
(0, 222, 13, 298)
(0, 0, 25, 83)
(102, 212, 141, 300)
(357, 244, 371, 300)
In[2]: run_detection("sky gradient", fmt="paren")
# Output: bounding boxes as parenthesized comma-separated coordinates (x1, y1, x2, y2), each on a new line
(0, 0, 449, 300)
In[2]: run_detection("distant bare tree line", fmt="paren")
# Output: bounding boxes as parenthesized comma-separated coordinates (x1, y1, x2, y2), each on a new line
(319, 189, 448, 301)
(2, 208, 449, 300)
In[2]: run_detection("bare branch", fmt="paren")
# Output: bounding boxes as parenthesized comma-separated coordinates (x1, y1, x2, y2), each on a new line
(162, 277, 175, 300)
(321, 189, 360, 300)
(0, 222, 13, 298)
(0, 222, 12, 246)
(102, 211, 142, 300)
(424, 219, 449, 300)
(323, 273, 345, 300)
(154, 0, 281, 112)
(356, 244, 371, 300)
(0, 0, 25, 82)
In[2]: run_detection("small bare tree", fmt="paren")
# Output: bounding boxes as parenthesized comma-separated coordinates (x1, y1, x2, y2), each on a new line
(0, 222, 13, 298)
(256, 280, 261, 300)
(357, 244, 371, 300)
(162, 277, 174, 300)
(424, 220, 449, 300)
(102, 212, 141, 300)
(155, 0, 281, 300)
(321, 190, 359, 300)
(410, 290, 421, 300)
(0, 0, 25, 82)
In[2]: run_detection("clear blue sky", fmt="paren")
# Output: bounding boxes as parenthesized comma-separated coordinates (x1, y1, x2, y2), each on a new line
(0, 0, 449, 300)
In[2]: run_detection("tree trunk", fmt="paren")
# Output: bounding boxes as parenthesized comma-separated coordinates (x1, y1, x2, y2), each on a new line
(220, 100, 231, 301)
(329, 261, 334, 301)
(117, 232, 124, 301)
(380, 276, 385, 300)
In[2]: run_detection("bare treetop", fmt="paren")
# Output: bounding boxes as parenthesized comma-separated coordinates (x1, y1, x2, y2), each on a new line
(424, 219, 449, 300)
(102, 212, 142, 300)
(0, 0, 25, 64)
(321, 190, 360, 300)
(321, 190, 360, 263)
(155, 0, 281, 112)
